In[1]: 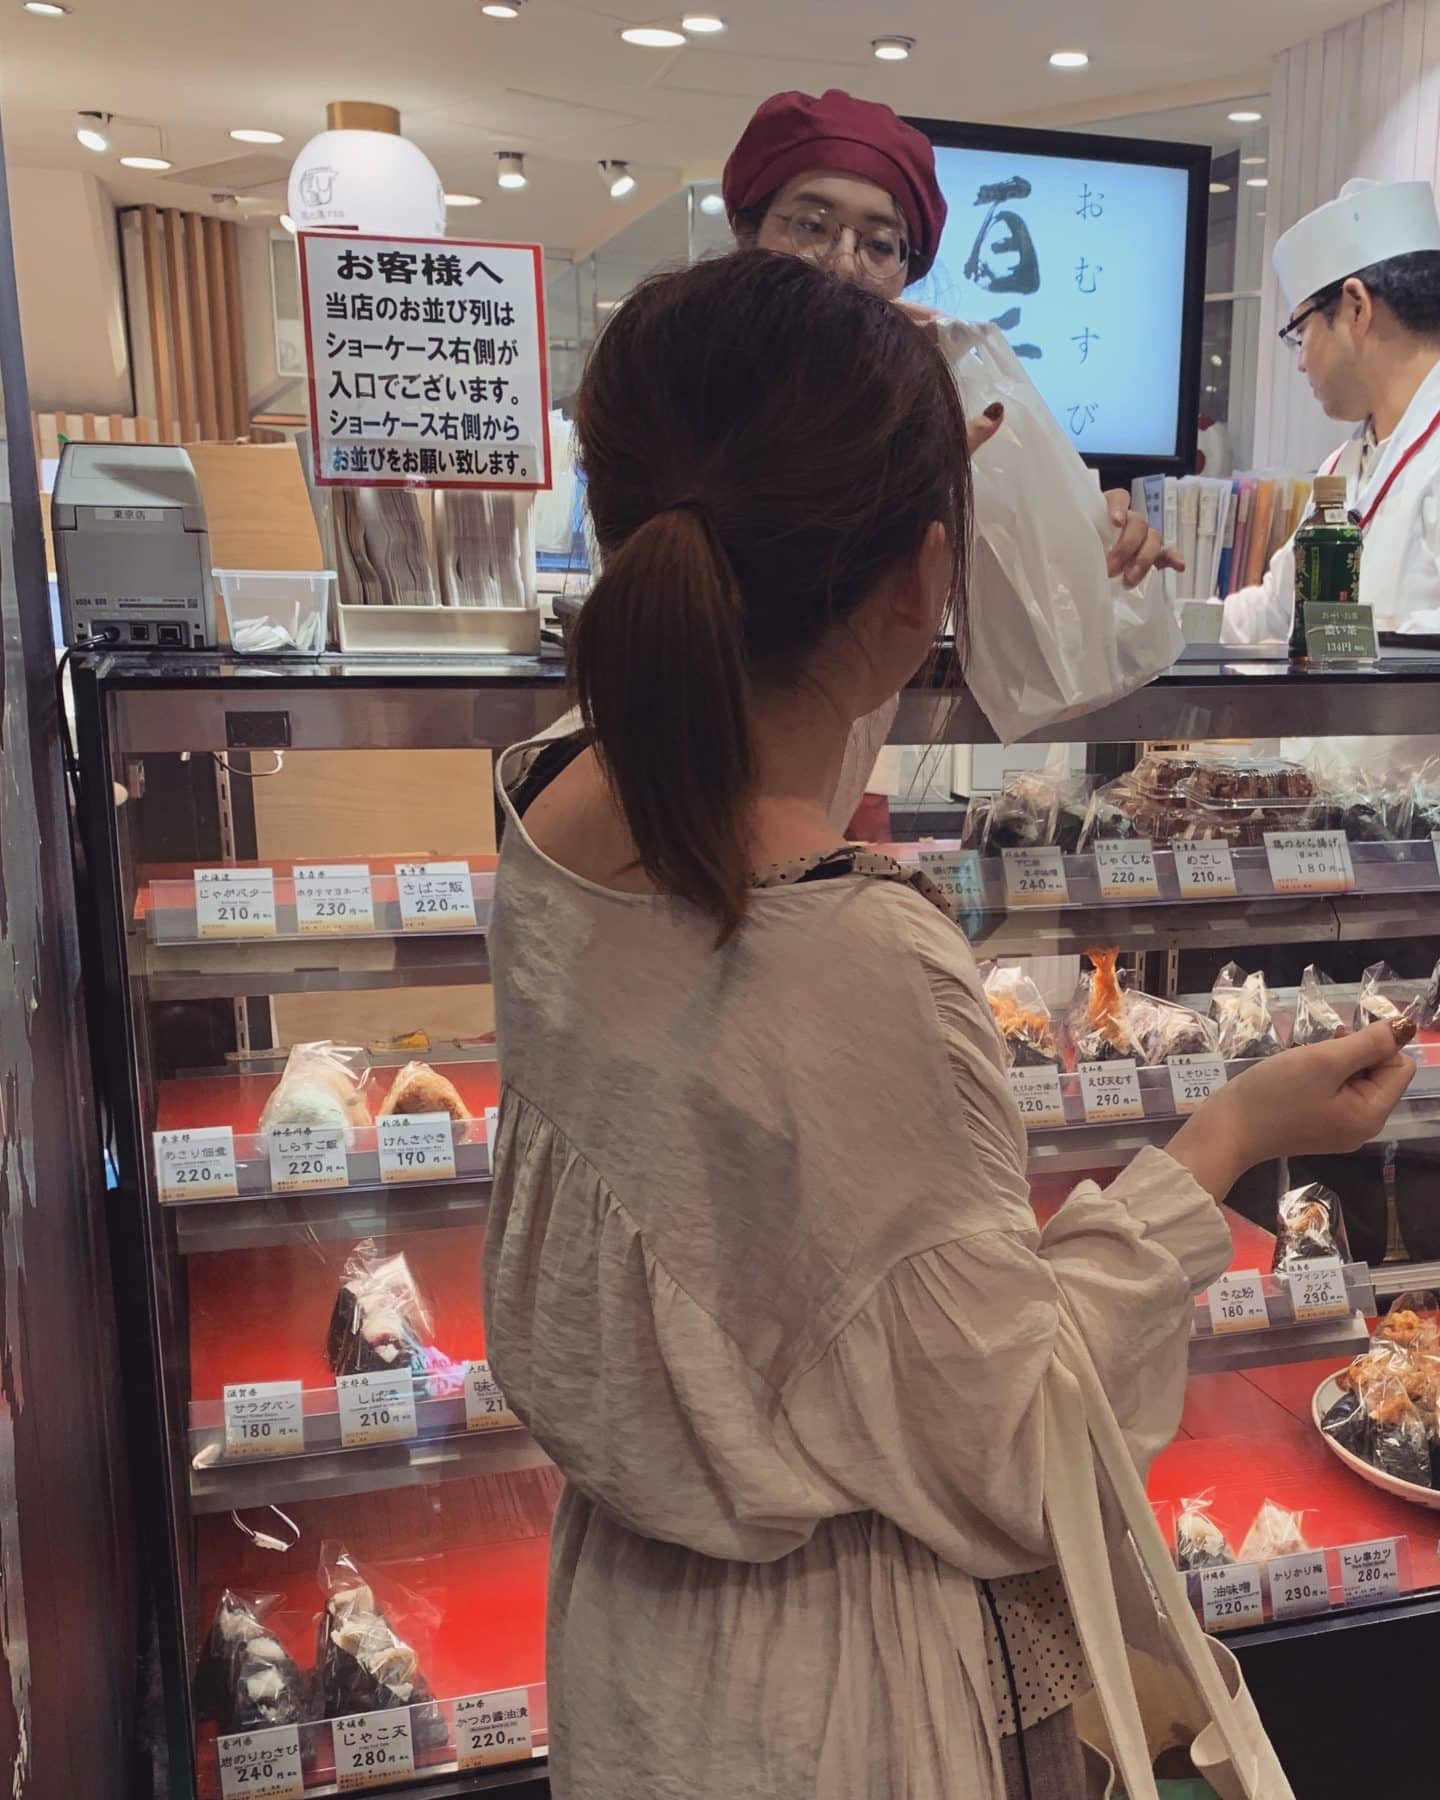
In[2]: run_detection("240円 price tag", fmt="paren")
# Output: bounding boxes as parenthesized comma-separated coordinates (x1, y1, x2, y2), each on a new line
(217, 1726, 304, 1800)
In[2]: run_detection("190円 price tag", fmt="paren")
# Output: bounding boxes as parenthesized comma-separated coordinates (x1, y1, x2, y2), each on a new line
(332, 1706, 416, 1789)
(293, 863, 375, 934)
(223, 1380, 305, 1459)
(1198, 1562, 1264, 1630)
(1077, 1059, 1144, 1123)
(267, 1123, 348, 1194)
(1263, 830, 1356, 895)
(1168, 1054, 1227, 1116)
(396, 860, 477, 931)
(1173, 840, 1238, 899)
(455, 1688, 532, 1771)
(1093, 838, 1160, 901)
(336, 1372, 419, 1448)
(1338, 1537, 1400, 1605)
(1001, 846, 1070, 908)
(154, 1126, 238, 1202)
(217, 1725, 305, 1800)
(377, 1113, 457, 1184)
(1207, 1269, 1268, 1335)
(194, 867, 277, 938)
(464, 1359, 519, 1432)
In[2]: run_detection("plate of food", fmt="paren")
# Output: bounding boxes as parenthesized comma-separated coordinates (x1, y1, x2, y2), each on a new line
(1312, 1299, 1440, 1510)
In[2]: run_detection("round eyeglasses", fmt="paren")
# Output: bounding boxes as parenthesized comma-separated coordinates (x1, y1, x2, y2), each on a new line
(772, 203, 910, 286)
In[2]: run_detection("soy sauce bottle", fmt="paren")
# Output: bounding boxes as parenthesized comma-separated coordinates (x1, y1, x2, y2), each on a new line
(1290, 473, 1363, 665)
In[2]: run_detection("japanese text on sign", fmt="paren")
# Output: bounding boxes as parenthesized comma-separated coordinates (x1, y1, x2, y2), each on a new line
(332, 1707, 416, 1789)
(223, 1381, 305, 1460)
(1094, 839, 1160, 900)
(1269, 1550, 1330, 1621)
(1173, 840, 1238, 899)
(1078, 1059, 1143, 1122)
(396, 861, 478, 931)
(1263, 831, 1355, 895)
(1207, 1270, 1268, 1334)
(455, 1689, 532, 1771)
(217, 1726, 305, 1800)
(1198, 1562, 1264, 1630)
(336, 1372, 419, 1449)
(1007, 1065, 1067, 1128)
(1168, 1054, 1227, 1116)
(301, 235, 551, 489)
(1001, 845, 1069, 907)
(377, 1114, 458, 1184)
(195, 868, 277, 939)
(267, 1124, 349, 1194)
(465, 1360, 519, 1432)
(1287, 1261, 1349, 1322)
(294, 864, 375, 934)
(1338, 1538, 1400, 1605)
(916, 848, 985, 917)
(155, 1126, 238, 1202)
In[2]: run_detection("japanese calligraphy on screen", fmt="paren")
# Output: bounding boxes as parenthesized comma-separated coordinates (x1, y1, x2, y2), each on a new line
(300, 234, 552, 489)
(909, 149, 1191, 459)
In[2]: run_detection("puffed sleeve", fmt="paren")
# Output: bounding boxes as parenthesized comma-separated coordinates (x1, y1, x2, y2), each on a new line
(775, 902, 1232, 1578)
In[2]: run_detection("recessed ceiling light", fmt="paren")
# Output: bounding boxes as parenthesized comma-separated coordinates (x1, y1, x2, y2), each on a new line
(1246, 176, 1268, 188)
(698, 190, 725, 216)
(599, 159, 636, 199)
(871, 34, 914, 59)
(496, 151, 527, 189)
(1049, 49, 1089, 68)
(230, 128, 285, 145)
(620, 24, 686, 45)
(681, 12, 725, 29)
(1228, 109, 1263, 123)
(482, 0, 522, 15)
(121, 156, 172, 171)
(1209, 181, 1230, 195)
(1240, 155, 1266, 166)
(23, 2, 69, 15)
(279, 214, 297, 233)
(75, 112, 110, 153)
(445, 192, 483, 207)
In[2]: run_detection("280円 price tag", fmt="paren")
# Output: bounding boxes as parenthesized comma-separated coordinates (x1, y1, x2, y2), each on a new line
(332, 1706, 416, 1789)
(194, 867, 277, 938)
(1263, 830, 1355, 895)
(1173, 840, 1238, 899)
(1077, 1059, 1144, 1123)
(1197, 1561, 1264, 1631)
(1338, 1537, 1400, 1606)
(1001, 846, 1070, 908)
(1093, 839, 1160, 901)
(1207, 1269, 1268, 1335)
(455, 1688, 532, 1771)
(266, 1123, 348, 1194)
(464, 1360, 519, 1432)
(336, 1372, 419, 1449)
(396, 861, 477, 931)
(293, 863, 375, 934)
(217, 1725, 305, 1800)
(154, 1125, 238, 1202)
(377, 1113, 457, 1184)
(223, 1380, 305, 1459)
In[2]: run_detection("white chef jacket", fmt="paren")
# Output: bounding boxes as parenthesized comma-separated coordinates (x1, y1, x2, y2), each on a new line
(1222, 355, 1440, 643)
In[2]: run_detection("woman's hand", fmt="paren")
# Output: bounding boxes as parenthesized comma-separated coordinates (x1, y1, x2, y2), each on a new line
(1168, 1022, 1416, 1202)
(1103, 489, 1187, 590)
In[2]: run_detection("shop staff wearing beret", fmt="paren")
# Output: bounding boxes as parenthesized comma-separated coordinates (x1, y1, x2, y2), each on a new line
(1223, 179, 1440, 642)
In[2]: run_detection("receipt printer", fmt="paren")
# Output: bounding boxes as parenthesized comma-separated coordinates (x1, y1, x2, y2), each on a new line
(52, 442, 215, 648)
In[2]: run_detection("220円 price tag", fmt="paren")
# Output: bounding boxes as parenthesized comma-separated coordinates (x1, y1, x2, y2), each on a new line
(332, 1706, 415, 1789)
(267, 1123, 348, 1194)
(455, 1688, 532, 1771)
(217, 1725, 305, 1800)
(194, 867, 277, 938)
(1198, 1561, 1264, 1631)
(1094, 839, 1160, 901)
(1168, 1054, 1227, 1116)
(223, 1380, 305, 1459)
(154, 1126, 238, 1202)
(396, 861, 477, 931)
(1007, 1065, 1067, 1128)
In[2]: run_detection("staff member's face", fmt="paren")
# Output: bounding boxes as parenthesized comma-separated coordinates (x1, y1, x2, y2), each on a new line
(1284, 278, 1372, 423)
(748, 172, 913, 302)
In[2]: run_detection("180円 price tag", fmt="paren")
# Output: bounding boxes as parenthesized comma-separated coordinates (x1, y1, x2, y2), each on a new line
(223, 1380, 304, 1459)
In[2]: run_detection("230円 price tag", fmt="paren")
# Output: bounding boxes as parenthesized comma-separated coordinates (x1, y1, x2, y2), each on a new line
(916, 848, 985, 916)
(293, 863, 375, 934)
(1287, 1260, 1349, 1322)
(1269, 1550, 1329, 1621)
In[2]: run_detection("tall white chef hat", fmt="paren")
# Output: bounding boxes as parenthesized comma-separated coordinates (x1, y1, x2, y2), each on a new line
(1274, 177, 1440, 307)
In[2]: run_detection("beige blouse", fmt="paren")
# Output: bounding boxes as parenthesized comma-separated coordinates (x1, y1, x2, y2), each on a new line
(483, 742, 1233, 1800)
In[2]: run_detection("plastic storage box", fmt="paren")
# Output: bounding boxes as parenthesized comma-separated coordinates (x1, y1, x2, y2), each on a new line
(214, 569, 335, 655)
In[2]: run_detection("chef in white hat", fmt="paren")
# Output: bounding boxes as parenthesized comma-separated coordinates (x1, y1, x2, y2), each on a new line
(1223, 177, 1440, 641)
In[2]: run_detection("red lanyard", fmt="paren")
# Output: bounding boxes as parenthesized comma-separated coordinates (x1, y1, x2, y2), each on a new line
(1357, 404, 1440, 531)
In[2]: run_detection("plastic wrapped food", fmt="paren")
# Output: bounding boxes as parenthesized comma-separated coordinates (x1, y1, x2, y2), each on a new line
(959, 794, 992, 851)
(259, 1042, 372, 1146)
(377, 1060, 472, 1139)
(326, 1240, 433, 1380)
(1131, 751, 1204, 796)
(1238, 1499, 1309, 1564)
(1272, 1182, 1350, 1272)
(317, 1548, 448, 1751)
(1076, 776, 1141, 852)
(1054, 796, 1090, 856)
(1186, 757, 1316, 803)
(1124, 992, 1218, 1066)
(1356, 961, 1422, 1031)
(1421, 956, 1440, 1031)
(1209, 963, 1283, 1062)
(1175, 1491, 1235, 1571)
(1365, 1375, 1432, 1487)
(1291, 964, 1348, 1046)
(1377, 1291, 1440, 1354)
(194, 1592, 309, 1737)
(1068, 947, 1137, 1065)
(1321, 1382, 1369, 1457)
(981, 772, 1060, 854)
(981, 963, 1059, 1069)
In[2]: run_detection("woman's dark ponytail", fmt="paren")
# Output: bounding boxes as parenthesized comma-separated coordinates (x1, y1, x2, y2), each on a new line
(573, 503, 755, 944)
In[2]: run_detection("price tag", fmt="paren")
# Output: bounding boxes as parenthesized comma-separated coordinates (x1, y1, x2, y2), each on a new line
(396, 860, 477, 931)
(464, 1359, 519, 1432)
(1094, 839, 1160, 901)
(266, 1124, 348, 1194)
(218, 1725, 305, 1800)
(917, 848, 986, 916)
(154, 1126, 238, 1202)
(195, 867, 277, 938)
(1007, 1064, 1067, 1128)
(1077, 1059, 1144, 1123)
(1168, 1054, 1228, 1116)
(1287, 1260, 1350, 1322)
(1304, 602, 1377, 664)
(332, 1707, 416, 1790)
(1001, 846, 1070, 908)
(1269, 1550, 1330, 1621)
(1173, 840, 1238, 899)
(223, 1380, 304, 1459)
(455, 1688, 532, 1771)
(1339, 1537, 1400, 1606)
(377, 1114, 457, 1184)
(1263, 830, 1356, 895)
(294, 863, 375, 934)
(1208, 1269, 1269, 1335)
(336, 1372, 419, 1448)
(1198, 1561, 1265, 1631)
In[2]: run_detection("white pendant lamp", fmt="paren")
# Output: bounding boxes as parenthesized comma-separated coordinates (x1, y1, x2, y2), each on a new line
(287, 101, 446, 238)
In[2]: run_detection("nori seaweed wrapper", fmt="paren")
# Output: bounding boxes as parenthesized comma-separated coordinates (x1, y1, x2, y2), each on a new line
(195, 1592, 309, 1736)
(318, 1585, 448, 1752)
(1321, 1387, 1368, 1458)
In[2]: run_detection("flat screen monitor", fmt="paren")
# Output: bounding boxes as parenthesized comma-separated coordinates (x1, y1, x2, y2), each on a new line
(905, 117, 1210, 483)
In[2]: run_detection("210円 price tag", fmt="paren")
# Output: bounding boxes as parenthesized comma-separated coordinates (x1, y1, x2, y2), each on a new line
(194, 867, 277, 938)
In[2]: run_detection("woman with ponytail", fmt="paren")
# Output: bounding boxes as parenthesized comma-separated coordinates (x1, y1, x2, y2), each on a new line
(482, 251, 1411, 1800)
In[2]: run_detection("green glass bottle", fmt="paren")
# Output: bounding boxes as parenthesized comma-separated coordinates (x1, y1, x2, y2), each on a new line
(1290, 473, 1363, 665)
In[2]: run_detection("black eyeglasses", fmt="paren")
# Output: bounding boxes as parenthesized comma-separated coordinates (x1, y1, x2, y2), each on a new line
(1278, 283, 1343, 351)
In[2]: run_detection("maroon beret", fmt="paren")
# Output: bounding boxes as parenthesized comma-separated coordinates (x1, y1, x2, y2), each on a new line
(722, 88, 947, 280)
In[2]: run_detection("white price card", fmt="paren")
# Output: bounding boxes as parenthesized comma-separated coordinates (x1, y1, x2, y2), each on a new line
(1168, 1054, 1228, 1116)
(1338, 1537, 1400, 1606)
(396, 861, 477, 931)
(464, 1359, 519, 1432)
(293, 863, 375, 934)
(154, 1126, 238, 1203)
(223, 1381, 304, 1459)
(1007, 1065, 1067, 1128)
(455, 1688, 532, 1771)
(217, 1725, 305, 1800)
(917, 848, 985, 916)
(194, 867, 277, 938)
(1078, 1059, 1144, 1123)
(336, 1372, 419, 1449)
(332, 1707, 416, 1790)
(1001, 846, 1070, 907)
(1208, 1270, 1269, 1335)
(1269, 1550, 1330, 1621)
(1094, 839, 1161, 901)
(1198, 1561, 1265, 1631)
(266, 1124, 348, 1194)
(1173, 840, 1238, 900)
(377, 1114, 457, 1184)
(1263, 830, 1356, 895)
(1287, 1260, 1350, 1322)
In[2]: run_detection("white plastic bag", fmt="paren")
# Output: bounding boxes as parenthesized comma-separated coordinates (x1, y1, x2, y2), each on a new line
(940, 320, 1183, 744)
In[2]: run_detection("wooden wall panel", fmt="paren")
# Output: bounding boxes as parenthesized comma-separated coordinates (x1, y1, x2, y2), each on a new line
(222, 221, 248, 434)
(127, 204, 250, 444)
(184, 209, 218, 439)
(139, 205, 175, 439)
(162, 209, 198, 440)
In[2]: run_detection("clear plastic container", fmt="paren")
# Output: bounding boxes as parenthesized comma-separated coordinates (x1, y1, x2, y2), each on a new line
(214, 569, 335, 656)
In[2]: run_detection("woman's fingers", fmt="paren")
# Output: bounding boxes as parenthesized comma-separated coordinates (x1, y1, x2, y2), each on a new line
(966, 402, 1004, 458)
